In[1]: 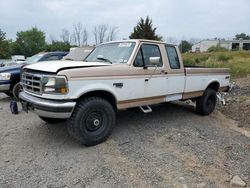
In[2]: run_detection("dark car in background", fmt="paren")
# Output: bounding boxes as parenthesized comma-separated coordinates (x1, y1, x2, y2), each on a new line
(0, 52, 68, 99)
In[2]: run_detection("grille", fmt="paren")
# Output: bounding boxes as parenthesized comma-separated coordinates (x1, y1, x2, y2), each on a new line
(22, 72, 42, 94)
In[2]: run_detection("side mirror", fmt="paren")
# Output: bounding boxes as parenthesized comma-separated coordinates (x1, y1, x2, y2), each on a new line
(149, 57, 160, 65)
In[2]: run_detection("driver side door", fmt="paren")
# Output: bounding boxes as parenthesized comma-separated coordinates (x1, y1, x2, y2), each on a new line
(132, 43, 166, 99)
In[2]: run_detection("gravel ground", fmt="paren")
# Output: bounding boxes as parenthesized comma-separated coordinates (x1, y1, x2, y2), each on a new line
(0, 92, 249, 188)
(217, 76, 250, 128)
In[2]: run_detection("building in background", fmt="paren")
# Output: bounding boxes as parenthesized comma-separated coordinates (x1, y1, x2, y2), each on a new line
(192, 39, 250, 52)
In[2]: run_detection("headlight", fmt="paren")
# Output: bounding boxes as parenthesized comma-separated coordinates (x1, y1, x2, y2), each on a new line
(41, 76, 68, 94)
(0, 73, 11, 80)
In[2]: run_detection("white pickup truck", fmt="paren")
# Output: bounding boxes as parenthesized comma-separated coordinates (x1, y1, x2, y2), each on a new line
(19, 40, 230, 146)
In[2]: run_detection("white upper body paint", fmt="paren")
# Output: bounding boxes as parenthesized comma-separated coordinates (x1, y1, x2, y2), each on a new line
(25, 60, 110, 73)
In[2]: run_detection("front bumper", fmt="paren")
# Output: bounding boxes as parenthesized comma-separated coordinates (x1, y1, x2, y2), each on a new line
(0, 84, 10, 92)
(19, 92, 76, 119)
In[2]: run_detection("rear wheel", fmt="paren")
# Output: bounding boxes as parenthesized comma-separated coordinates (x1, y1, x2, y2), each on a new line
(196, 88, 217, 115)
(67, 97, 116, 146)
(39, 116, 66, 124)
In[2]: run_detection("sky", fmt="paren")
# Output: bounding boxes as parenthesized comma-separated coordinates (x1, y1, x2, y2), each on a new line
(0, 0, 250, 44)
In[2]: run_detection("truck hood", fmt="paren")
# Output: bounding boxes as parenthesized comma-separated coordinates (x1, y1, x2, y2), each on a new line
(0, 64, 24, 73)
(24, 60, 111, 73)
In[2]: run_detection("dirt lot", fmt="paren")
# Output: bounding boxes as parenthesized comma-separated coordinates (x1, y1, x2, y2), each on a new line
(218, 76, 250, 128)
(0, 80, 249, 188)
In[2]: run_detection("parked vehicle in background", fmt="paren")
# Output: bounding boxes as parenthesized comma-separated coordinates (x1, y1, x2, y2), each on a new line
(19, 40, 230, 146)
(0, 52, 68, 99)
(63, 46, 94, 61)
(0, 59, 19, 67)
(11, 55, 25, 64)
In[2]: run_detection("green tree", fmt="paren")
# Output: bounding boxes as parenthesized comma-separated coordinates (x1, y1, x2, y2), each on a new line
(129, 16, 162, 41)
(179, 40, 192, 53)
(0, 29, 11, 59)
(235, 33, 250, 40)
(46, 41, 71, 52)
(15, 27, 46, 57)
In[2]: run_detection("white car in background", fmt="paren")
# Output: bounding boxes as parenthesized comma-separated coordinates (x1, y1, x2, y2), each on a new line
(63, 46, 94, 61)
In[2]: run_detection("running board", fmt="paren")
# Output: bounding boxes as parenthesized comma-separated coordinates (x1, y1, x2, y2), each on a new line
(139, 105, 152, 113)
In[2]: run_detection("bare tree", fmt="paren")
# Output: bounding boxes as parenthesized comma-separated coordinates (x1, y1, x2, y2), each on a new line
(93, 27, 98, 45)
(61, 29, 70, 43)
(72, 23, 89, 46)
(93, 24, 108, 45)
(82, 28, 88, 46)
(106, 26, 119, 42)
(73, 23, 83, 46)
(98, 24, 108, 44)
(70, 34, 76, 45)
(93, 24, 118, 44)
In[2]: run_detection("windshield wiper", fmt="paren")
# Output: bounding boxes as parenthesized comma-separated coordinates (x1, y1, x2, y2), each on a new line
(96, 57, 112, 64)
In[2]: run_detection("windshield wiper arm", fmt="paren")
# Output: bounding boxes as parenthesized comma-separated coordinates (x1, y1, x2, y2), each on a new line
(96, 57, 112, 64)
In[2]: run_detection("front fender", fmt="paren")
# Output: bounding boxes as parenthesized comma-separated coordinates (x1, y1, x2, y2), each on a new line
(67, 80, 118, 100)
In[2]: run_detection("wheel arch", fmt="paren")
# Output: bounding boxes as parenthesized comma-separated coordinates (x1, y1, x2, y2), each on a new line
(78, 90, 118, 111)
(206, 81, 220, 92)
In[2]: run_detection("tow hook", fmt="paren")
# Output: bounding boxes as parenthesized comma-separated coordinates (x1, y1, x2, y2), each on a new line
(217, 93, 226, 105)
(229, 81, 235, 92)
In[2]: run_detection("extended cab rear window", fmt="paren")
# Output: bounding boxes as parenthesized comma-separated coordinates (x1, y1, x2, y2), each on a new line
(165, 46, 181, 69)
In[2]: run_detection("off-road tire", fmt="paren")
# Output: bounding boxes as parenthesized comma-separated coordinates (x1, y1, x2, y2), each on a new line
(67, 97, 115, 146)
(39, 116, 66, 124)
(12, 82, 22, 100)
(196, 88, 217, 115)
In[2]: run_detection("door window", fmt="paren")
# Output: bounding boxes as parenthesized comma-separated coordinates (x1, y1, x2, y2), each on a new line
(134, 49, 144, 67)
(165, 46, 180, 69)
(134, 44, 162, 67)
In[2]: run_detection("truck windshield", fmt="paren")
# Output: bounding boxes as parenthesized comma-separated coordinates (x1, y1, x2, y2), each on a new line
(85, 42, 136, 64)
(25, 54, 43, 64)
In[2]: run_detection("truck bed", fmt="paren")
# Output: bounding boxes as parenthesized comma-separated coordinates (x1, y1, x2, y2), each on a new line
(183, 66, 230, 96)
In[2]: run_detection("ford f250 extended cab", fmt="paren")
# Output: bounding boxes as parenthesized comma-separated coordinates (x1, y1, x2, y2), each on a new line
(19, 40, 230, 146)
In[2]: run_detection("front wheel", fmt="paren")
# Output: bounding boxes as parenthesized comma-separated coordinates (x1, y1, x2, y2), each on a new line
(196, 88, 217, 115)
(67, 97, 116, 146)
(12, 82, 22, 100)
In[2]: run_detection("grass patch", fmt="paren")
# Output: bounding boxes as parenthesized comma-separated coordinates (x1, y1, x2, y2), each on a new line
(182, 51, 250, 77)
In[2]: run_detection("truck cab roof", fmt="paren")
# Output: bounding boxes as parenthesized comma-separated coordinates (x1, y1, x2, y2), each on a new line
(100, 39, 176, 46)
